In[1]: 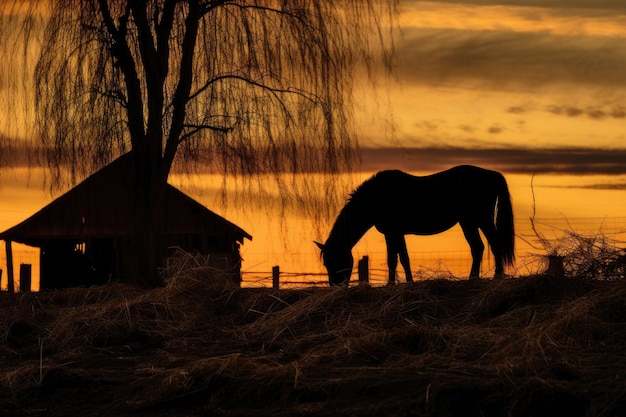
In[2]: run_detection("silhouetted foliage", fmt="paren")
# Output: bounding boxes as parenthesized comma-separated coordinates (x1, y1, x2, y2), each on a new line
(0, 1, 398, 285)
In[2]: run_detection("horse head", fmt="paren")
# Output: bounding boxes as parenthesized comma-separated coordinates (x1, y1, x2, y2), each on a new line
(315, 241, 353, 286)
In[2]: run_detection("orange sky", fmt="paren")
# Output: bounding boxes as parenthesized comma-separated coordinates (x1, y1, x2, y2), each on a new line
(2, 1, 626, 172)
(1, 1, 626, 287)
(355, 1, 626, 174)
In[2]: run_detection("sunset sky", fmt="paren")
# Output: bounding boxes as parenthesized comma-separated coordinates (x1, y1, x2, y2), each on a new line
(1, 0, 625, 174)
(359, 0, 626, 177)
(1, 1, 626, 286)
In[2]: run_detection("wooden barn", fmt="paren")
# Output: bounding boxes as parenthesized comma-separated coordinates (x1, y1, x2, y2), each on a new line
(0, 154, 251, 289)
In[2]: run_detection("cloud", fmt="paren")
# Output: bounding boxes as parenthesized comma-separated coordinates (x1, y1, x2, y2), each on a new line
(555, 183, 626, 190)
(403, 1, 626, 12)
(401, 1, 626, 40)
(506, 106, 527, 114)
(547, 104, 626, 120)
(397, 1, 626, 93)
(397, 27, 626, 91)
(360, 146, 626, 176)
(487, 124, 504, 134)
(458, 124, 476, 133)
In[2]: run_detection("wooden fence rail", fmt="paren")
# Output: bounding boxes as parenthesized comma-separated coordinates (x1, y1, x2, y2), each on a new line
(253, 257, 372, 289)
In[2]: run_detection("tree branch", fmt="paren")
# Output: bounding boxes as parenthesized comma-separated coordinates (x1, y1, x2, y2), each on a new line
(190, 73, 320, 105)
(97, 0, 145, 148)
(97, 0, 118, 38)
(200, 0, 231, 15)
(220, 2, 308, 22)
(185, 73, 322, 129)
(163, 0, 201, 176)
(157, 0, 177, 68)
(92, 87, 127, 107)
(180, 122, 235, 141)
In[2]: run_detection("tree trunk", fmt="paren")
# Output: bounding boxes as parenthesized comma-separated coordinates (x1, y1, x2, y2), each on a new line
(130, 151, 168, 288)
(133, 208, 162, 287)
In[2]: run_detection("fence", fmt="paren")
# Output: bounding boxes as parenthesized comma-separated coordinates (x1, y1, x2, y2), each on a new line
(0, 242, 40, 292)
(242, 217, 626, 288)
(2, 217, 625, 291)
(242, 252, 475, 288)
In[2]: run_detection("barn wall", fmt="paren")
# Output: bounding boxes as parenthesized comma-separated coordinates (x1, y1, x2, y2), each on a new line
(38, 234, 243, 289)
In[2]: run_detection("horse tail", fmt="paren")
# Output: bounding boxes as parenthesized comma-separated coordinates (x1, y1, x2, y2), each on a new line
(496, 175, 515, 267)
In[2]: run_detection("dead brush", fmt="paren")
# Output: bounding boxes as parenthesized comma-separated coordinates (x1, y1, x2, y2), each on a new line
(161, 248, 241, 294)
(524, 176, 626, 279)
(3, 256, 626, 416)
(525, 219, 626, 279)
(33, 265, 241, 359)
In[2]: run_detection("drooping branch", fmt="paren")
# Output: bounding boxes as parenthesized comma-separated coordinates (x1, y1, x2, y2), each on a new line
(188, 73, 319, 105)
(180, 122, 235, 139)
(97, 0, 145, 149)
(3, 0, 398, 198)
(163, 0, 201, 176)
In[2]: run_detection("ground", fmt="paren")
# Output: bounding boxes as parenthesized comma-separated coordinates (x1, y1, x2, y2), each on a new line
(1, 271, 625, 417)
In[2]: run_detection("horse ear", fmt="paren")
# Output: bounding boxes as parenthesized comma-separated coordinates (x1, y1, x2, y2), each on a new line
(314, 241, 325, 251)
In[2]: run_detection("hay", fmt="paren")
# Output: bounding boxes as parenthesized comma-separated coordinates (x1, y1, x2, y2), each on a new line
(1, 272, 626, 416)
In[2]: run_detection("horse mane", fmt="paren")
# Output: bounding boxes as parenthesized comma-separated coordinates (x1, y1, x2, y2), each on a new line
(326, 171, 396, 248)
(346, 170, 397, 204)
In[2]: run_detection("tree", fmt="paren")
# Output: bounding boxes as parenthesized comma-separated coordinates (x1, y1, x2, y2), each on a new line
(0, 0, 397, 286)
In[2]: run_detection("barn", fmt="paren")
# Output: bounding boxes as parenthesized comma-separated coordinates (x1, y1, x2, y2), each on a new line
(0, 154, 251, 289)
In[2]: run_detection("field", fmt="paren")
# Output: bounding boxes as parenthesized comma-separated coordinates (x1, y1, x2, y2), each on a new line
(1, 269, 626, 417)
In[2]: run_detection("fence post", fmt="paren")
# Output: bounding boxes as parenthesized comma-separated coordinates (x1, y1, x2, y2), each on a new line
(546, 255, 565, 278)
(272, 265, 280, 289)
(5, 240, 14, 293)
(20, 264, 32, 293)
(358, 256, 369, 285)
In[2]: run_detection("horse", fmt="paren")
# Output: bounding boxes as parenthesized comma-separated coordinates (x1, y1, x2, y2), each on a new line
(315, 166, 515, 286)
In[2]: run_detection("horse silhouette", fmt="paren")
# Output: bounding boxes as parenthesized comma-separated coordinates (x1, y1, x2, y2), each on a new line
(316, 166, 515, 286)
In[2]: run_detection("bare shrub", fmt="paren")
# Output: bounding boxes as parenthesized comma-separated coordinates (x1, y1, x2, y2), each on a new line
(525, 176, 626, 279)
(526, 219, 626, 280)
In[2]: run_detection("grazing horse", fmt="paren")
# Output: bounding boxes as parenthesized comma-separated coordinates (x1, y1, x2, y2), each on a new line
(315, 166, 515, 286)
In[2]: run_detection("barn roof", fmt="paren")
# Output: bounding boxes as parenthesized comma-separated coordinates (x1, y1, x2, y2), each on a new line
(0, 154, 252, 247)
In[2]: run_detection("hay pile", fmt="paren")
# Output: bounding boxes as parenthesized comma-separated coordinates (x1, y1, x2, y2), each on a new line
(1, 271, 626, 417)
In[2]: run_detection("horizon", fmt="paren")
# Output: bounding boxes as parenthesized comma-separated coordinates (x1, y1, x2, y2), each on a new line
(2, 167, 625, 290)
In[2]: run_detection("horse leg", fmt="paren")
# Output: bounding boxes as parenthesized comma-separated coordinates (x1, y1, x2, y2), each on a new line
(480, 222, 504, 279)
(384, 234, 400, 284)
(398, 236, 413, 283)
(460, 223, 484, 279)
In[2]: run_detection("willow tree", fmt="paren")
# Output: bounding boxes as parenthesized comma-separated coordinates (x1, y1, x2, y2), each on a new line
(0, 1, 397, 286)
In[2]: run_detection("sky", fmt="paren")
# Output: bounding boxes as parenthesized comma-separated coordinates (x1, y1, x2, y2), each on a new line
(1, 0, 626, 175)
(358, 0, 626, 177)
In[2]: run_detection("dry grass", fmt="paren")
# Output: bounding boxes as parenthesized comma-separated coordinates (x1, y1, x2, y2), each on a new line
(1, 264, 626, 416)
